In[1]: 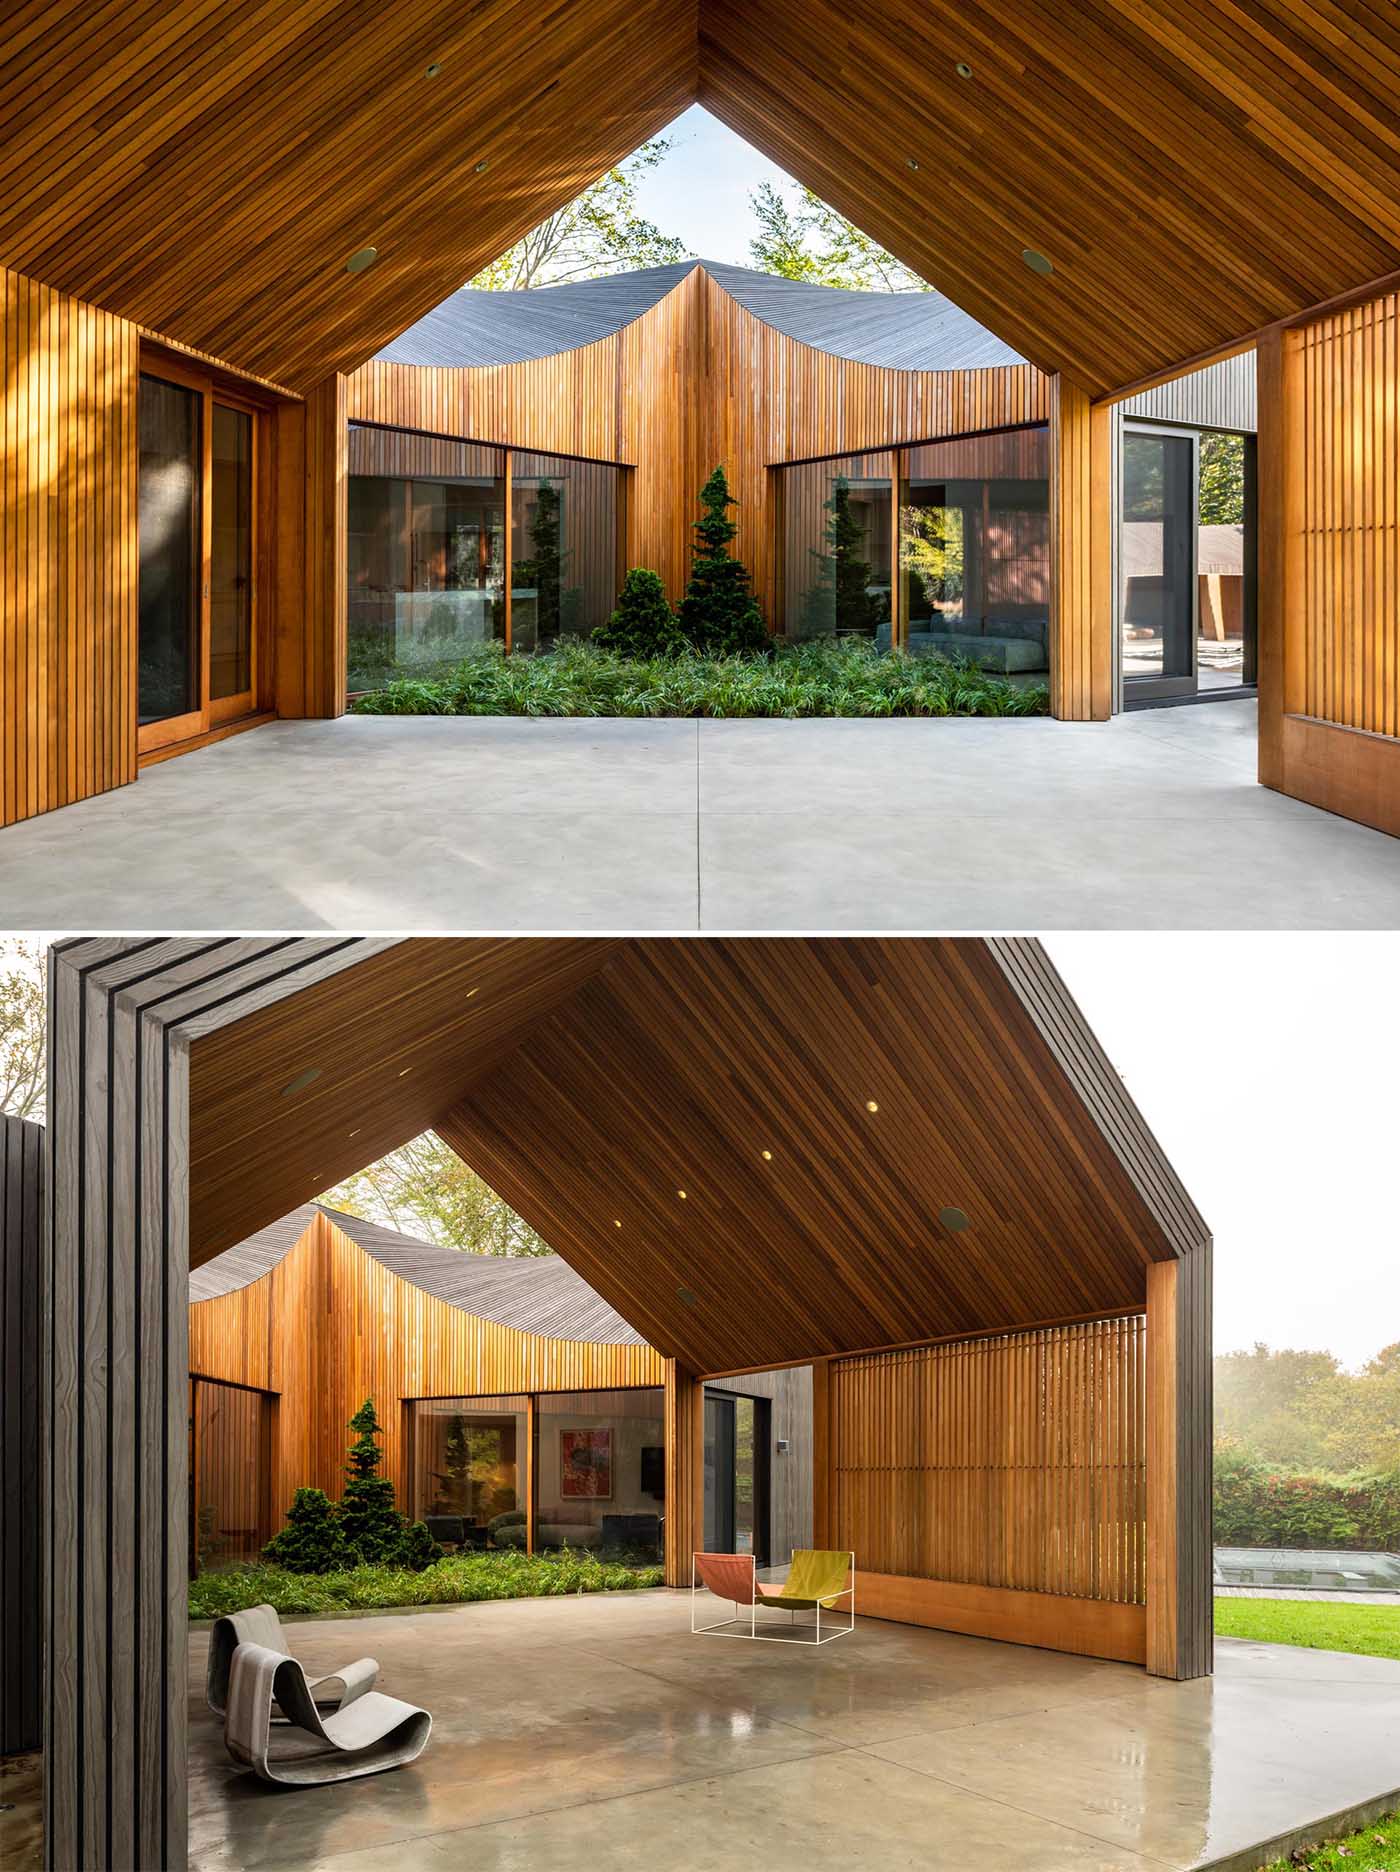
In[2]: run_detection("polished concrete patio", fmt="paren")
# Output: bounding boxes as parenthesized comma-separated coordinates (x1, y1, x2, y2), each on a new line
(5, 700, 1400, 929)
(187, 1590, 1400, 1872)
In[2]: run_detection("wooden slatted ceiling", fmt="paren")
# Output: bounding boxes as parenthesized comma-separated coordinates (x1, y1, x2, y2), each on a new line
(2, 5, 1398, 398)
(0, 0, 697, 393)
(435, 939, 1189, 1374)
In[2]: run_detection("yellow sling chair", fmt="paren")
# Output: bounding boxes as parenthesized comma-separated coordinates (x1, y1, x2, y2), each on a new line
(691, 1548, 856, 1643)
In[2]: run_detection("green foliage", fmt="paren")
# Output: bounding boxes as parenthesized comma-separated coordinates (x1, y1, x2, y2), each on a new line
(514, 481, 582, 643)
(349, 637, 1050, 719)
(676, 467, 769, 655)
(338, 1398, 409, 1564)
(592, 567, 687, 658)
(1215, 1596, 1400, 1665)
(471, 139, 687, 289)
(1254, 1811, 1400, 1872)
(262, 1487, 351, 1575)
(802, 476, 886, 636)
(320, 1132, 551, 1256)
(0, 938, 46, 1121)
(748, 181, 927, 292)
(1212, 1443, 1400, 1550)
(190, 1550, 666, 1620)
(1198, 431, 1246, 526)
(901, 501, 965, 613)
(1216, 1342, 1400, 1474)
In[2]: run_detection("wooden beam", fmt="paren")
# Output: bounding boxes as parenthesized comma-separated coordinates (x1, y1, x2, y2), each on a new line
(1049, 376, 1111, 721)
(1146, 1252, 1213, 1680)
(662, 1361, 704, 1586)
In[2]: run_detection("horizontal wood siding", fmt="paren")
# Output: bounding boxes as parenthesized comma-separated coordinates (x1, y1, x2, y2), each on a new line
(189, 1211, 663, 1516)
(2, 266, 138, 826)
(2, 1115, 43, 1755)
(827, 1320, 1147, 1606)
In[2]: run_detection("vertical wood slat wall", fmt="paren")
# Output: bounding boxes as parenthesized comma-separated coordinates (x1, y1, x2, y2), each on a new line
(1256, 289, 1400, 838)
(1050, 376, 1112, 721)
(2, 1114, 44, 1755)
(188, 1210, 665, 1518)
(826, 1319, 1147, 1604)
(1, 266, 139, 827)
(190, 1379, 272, 1565)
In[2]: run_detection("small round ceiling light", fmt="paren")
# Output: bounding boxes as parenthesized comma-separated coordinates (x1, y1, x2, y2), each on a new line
(677, 1188, 688, 1200)
(1021, 247, 1054, 275)
(345, 245, 379, 275)
(425, 60, 443, 77)
(761, 1149, 773, 1161)
(613, 1218, 623, 1228)
(955, 60, 973, 78)
(676, 1286, 698, 1307)
(865, 1099, 879, 1113)
(397, 1066, 412, 1077)
(279, 1066, 321, 1097)
(474, 159, 490, 174)
(906, 156, 920, 171)
(939, 1206, 971, 1233)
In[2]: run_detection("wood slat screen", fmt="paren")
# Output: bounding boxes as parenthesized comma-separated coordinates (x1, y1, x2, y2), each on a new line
(1298, 292, 1399, 740)
(829, 1317, 1146, 1604)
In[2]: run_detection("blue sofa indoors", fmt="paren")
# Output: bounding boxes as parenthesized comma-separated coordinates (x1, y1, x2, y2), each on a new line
(875, 613, 1049, 674)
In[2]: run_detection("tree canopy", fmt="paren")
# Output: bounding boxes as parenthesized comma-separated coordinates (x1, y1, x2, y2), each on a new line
(471, 139, 688, 290)
(0, 939, 45, 1121)
(1216, 1341, 1400, 1474)
(748, 182, 928, 292)
(319, 1131, 552, 1257)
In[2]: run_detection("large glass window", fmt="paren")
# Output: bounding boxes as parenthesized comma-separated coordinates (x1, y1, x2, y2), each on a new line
(189, 1379, 271, 1574)
(782, 451, 893, 641)
(407, 1396, 528, 1548)
(209, 403, 254, 704)
(347, 430, 507, 692)
(900, 426, 1050, 677)
(138, 374, 202, 727)
(535, 1388, 665, 1561)
(511, 452, 618, 651)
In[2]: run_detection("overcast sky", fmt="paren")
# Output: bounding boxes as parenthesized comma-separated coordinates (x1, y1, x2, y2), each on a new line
(7, 933, 1394, 1370)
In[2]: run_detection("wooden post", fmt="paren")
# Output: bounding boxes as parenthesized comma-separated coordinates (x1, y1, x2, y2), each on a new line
(811, 1357, 831, 1548)
(524, 1392, 536, 1554)
(1146, 1251, 1213, 1679)
(1050, 376, 1112, 721)
(663, 1361, 705, 1586)
(298, 372, 347, 718)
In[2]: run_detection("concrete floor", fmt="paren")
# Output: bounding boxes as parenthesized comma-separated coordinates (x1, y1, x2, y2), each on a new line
(4, 700, 1400, 930)
(184, 1591, 1400, 1872)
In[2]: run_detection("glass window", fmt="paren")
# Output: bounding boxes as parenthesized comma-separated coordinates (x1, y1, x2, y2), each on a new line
(1196, 431, 1250, 691)
(138, 374, 202, 725)
(535, 1388, 665, 1561)
(190, 1379, 270, 1574)
(782, 451, 893, 641)
(347, 429, 506, 692)
(900, 425, 1050, 679)
(511, 452, 618, 650)
(210, 403, 254, 702)
(407, 1396, 527, 1548)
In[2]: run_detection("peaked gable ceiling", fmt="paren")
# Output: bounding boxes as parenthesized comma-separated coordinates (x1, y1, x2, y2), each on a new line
(2, 2, 1397, 396)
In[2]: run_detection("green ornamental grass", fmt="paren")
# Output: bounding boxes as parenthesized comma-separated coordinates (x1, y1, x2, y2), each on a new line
(349, 637, 1049, 720)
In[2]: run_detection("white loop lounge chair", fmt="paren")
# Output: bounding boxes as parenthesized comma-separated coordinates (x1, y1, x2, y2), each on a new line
(691, 1549, 855, 1643)
(206, 1603, 378, 1719)
(224, 1641, 432, 1785)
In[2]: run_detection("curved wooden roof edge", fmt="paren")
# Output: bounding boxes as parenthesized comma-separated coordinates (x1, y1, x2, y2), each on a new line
(189, 1200, 649, 1346)
(374, 258, 1028, 373)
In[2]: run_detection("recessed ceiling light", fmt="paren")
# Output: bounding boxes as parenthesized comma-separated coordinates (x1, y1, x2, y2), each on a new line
(761, 1149, 773, 1161)
(939, 1206, 971, 1232)
(398, 1067, 412, 1077)
(955, 60, 973, 78)
(346, 246, 379, 275)
(474, 159, 489, 174)
(677, 1189, 687, 1200)
(425, 60, 443, 77)
(279, 1067, 321, 1097)
(1021, 247, 1053, 275)
(348, 1128, 360, 1139)
(906, 157, 920, 171)
(865, 1100, 879, 1113)
(676, 1286, 697, 1307)
(613, 1219, 622, 1228)
(466, 988, 478, 998)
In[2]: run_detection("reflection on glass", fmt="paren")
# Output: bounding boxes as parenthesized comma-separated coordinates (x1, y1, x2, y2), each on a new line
(1196, 432, 1248, 691)
(409, 1396, 527, 1548)
(733, 1396, 757, 1556)
(783, 452, 892, 640)
(900, 425, 1050, 678)
(139, 375, 201, 725)
(210, 404, 253, 701)
(1121, 429, 1195, 684)
(347, 431, 506, 691)
(191, 1379, 269, 1573)
(535, 1388, 664, 1560)
(511, 453, 617, 651)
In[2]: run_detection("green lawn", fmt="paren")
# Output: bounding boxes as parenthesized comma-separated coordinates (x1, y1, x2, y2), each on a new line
(1256, 1812, 1400, 1872)
(189, 1551, 664, 1620)
(1215, 1595, 1400, 1661)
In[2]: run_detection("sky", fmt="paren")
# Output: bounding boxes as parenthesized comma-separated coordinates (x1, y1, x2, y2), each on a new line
(4, 933, 1395, 1369)
(631, 105, 800, 267)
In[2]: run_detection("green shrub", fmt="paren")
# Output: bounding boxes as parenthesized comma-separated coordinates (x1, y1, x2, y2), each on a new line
(1213, 1445, 1400, 1549)
(262, 1399, 442, 1574)
(189, 1550, 666, 1620)
(593, 567, 687, 658)
(675, 466, 769, 656)
(262, 1487, 350, 1575)
(349, 637, 1049, 720)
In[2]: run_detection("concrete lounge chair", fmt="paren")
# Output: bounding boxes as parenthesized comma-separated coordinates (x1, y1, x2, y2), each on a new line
(691, 1548, 855, 1643)
(206, 1603, 378, 1719)
(224, 1640, 432, 1785)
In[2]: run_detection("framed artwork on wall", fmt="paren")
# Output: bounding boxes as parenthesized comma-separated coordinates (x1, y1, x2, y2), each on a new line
(560, 1427, 613, 1499)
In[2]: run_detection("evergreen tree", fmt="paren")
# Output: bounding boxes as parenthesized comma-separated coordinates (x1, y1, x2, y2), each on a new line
(803, 475, 885, 636)
(592, 567, 686, 657)
(675, 467, 768, 656)
(524, 482, 563, 642)
(339, 1398, 410, 1563)
(262, 1487, 350, 1574)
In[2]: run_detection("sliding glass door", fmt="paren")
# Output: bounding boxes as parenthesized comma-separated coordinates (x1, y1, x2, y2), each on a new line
(703, 1390, 770, 1564)
(138, 363, 258, 753)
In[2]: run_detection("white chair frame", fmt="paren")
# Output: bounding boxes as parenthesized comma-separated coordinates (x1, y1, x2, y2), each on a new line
(690, 1549, 855, 1644)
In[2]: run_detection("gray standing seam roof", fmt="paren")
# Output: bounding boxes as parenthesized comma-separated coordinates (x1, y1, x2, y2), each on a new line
(374, 259, 1026, 372)
(189, 1202, 648, 1346)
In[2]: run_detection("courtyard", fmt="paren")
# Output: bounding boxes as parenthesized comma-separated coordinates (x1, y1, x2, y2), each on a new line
(180, 1589, 1400, 1872)
(4, 703, 1398, 930)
